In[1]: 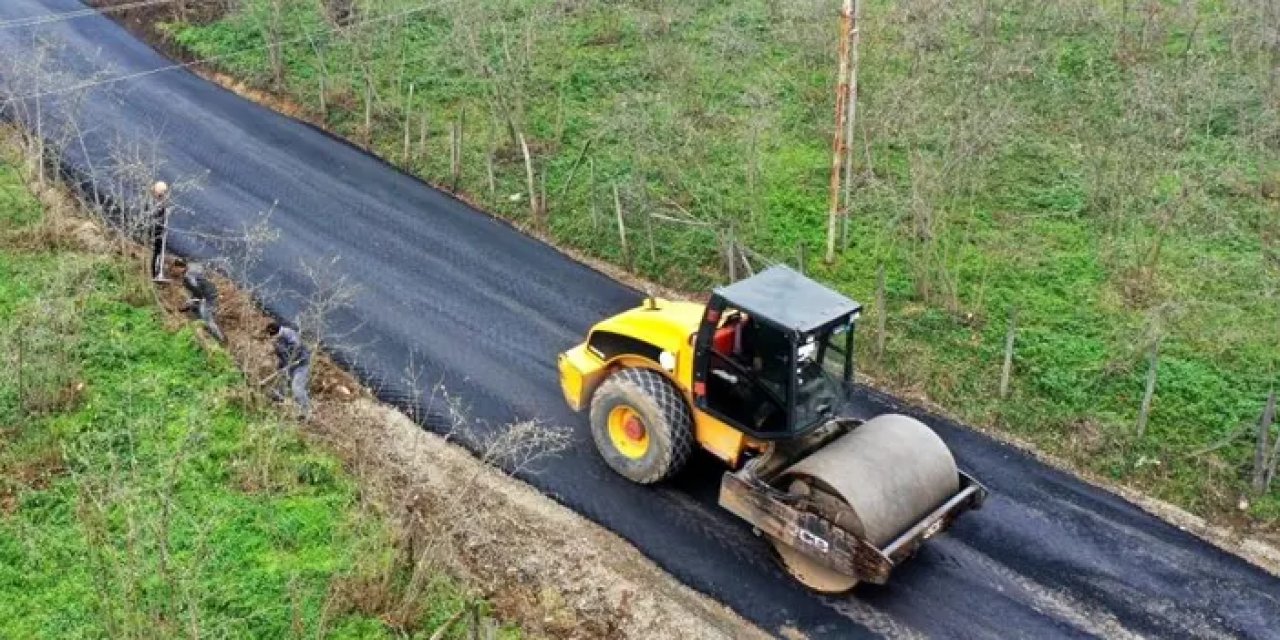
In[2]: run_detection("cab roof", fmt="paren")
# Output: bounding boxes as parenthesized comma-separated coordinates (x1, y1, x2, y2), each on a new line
(714, 265, 861, 333)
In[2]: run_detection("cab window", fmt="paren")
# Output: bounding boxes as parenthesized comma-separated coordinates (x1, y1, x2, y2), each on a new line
(703, 311, 789, 434)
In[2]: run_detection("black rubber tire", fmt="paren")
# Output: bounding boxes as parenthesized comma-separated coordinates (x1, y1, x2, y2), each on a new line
(589, 367, 694, 484)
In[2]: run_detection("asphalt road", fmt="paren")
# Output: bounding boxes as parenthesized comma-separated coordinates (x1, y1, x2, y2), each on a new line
(2, 2, 1279, 637)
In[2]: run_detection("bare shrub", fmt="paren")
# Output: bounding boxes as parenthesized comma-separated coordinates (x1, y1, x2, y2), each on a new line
(64, 415, 213, 638)
(0, 290, 86, 421)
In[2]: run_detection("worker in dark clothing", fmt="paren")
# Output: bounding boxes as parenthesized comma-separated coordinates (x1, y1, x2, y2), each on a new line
(148, 181, 171, 282)
(266, 321, 312, 418)
(173, 259, 225, 343)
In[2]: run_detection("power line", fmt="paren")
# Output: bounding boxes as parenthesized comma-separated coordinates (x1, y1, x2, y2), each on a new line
(5, 2, 440, 102)
(0, 0, 184, 31)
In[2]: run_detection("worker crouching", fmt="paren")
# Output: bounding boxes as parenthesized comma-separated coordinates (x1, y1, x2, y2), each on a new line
(172, 259, 225, 343)
(266, 321, 312, 419)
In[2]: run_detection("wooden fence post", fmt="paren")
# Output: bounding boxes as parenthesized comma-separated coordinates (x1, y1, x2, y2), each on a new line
(363, 74, 373, 142)
(639, 187, 655, 264)
(589, 159, 599, 230)
(419, 108, 430, 158)
(317, 67, 327, 118)
(418, 111, 428, 162)
(825, 0, 855, 264)
(519, 133, 540, 227)
(999, 306, 1019, 399)
(485, 150, 496, 198)
(613, 184, 629, 267)
(448, 123, 458, 187)
(875, 263, 886, 361)
(1253, 389, 1277, 494)
(725, 225, 738, 282)
(840, 0, 862, 254)
(540, 169, 548, 221)
(644, 211, 657, 264)
(15, 335, 23, 416)
(459, 109, 467, 171)
(747, 126, 759, 218)
(451, 117, 464, 192)
(1267, 397, 1280, 492)
(402, 83, 415, 164)
(1136, 334, 1163, 438)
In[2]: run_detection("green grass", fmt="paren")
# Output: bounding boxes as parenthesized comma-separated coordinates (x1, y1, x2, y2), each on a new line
(170, 0, 1280, 524)
(0, 158, 504, 637)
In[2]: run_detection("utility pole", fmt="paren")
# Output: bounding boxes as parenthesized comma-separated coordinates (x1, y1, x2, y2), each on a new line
(825, 0, 854, 264)
(840, 0, 862, 251)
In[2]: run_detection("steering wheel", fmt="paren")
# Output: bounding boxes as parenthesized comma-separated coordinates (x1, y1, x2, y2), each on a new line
(712, 353, 788, 410)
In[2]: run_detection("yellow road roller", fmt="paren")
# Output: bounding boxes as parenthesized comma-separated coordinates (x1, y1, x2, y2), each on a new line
(558, 265, 986, 592)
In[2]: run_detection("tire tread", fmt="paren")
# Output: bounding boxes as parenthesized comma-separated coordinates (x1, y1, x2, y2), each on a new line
(589, 367, 693, 483)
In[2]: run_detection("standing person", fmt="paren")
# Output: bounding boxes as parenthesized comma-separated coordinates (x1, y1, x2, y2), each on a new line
(173, 259, 225, 343)
(148, 181, 171, 282)
(266, 321, 312, 418)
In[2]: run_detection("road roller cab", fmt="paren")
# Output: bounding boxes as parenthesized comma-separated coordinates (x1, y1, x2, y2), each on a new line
(558, 265, 987, 592)
(692, 266, 862, 441)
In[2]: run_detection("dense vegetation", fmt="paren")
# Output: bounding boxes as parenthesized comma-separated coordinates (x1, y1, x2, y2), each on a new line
(0, 156, 487, 637)
(171, 0, 1279, 524)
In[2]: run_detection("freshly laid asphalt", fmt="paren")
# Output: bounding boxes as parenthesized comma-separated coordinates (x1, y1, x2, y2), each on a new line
(2, 2, 1278, 637)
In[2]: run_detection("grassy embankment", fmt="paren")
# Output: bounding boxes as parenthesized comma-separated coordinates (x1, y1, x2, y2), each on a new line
(170, 0, 1279, 525)
(0, 150, 506, 637)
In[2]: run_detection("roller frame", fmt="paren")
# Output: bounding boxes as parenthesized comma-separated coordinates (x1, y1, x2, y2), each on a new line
(717, 418, 988, 586)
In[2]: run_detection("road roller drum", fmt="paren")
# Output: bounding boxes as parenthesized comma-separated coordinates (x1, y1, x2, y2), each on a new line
(769, 415, 961, 591)
(781, 414, 959, 546)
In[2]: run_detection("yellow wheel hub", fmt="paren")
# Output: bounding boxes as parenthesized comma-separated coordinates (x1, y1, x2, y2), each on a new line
(607, 406, 650, 460)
